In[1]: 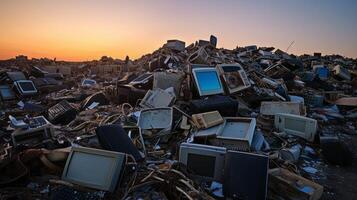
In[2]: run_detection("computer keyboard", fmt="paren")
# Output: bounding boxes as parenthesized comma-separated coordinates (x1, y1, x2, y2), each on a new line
(50, 186, 104, 200)
(28, 116, 48, 128)
(48, 100, 77, 124)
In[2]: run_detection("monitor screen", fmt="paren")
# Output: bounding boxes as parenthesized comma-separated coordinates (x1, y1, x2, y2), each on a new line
(62, 147, 125, 192)
(18, 81, 36, 91)
(195, 70, 222, 94)
(285, 117, 306, 133)
(187, 153, 216, 178)
(66, 151, 116, 187)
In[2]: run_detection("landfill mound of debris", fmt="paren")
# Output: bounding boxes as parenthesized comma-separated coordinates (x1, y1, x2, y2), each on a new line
(0, 36, 356, 200)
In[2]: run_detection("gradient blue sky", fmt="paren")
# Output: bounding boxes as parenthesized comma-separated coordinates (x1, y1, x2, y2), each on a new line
(0, 0, 356, 61)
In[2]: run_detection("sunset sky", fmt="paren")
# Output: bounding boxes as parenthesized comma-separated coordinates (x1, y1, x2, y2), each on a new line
(0, 0, 356, 61)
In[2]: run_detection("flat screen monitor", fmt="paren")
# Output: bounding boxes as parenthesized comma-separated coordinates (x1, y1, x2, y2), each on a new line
(179, 142, 226, 181)
(224, 150, 269, 200)
(192, 68, 224, 96)
(14, 80, 37, 95)
(62, 146, 126, 192)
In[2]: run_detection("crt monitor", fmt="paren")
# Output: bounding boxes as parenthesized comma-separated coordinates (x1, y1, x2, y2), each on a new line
(62, 146, 126, 192)
(179, 142, 226, 181)
(192, 68, 224, 96)
(14, 80, 37, 95)
(274, 113, 317, 142)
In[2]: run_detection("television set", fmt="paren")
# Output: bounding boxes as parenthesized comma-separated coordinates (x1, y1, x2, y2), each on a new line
(223, 150, 269, 200)
(0, 85, 15, 100)
(62, 146, 126, 192)
(274, 113, 317, 142)
(179, 142, 226, 181)
(212, 117, 256, 151)
(217, 64, 251, 94)
(192, 68, 224, 96)
(14, 80, 37, 96)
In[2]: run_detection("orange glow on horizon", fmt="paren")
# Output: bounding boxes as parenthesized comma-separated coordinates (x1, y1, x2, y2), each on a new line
(0, 0, 356, 61)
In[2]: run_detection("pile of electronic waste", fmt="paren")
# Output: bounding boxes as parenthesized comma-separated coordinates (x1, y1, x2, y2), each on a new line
(0, 36, 356, 200)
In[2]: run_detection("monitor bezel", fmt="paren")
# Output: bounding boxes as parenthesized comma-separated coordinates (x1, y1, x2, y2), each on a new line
(217, 63, 251, 94)
(179, 142, 226, 181)
(14, 80, 37, 95)
(62, 146, 126, 192)
(192, 67, 224, 96)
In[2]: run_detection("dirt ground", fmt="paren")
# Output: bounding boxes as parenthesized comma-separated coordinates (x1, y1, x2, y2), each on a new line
(318, 134, 357, 200)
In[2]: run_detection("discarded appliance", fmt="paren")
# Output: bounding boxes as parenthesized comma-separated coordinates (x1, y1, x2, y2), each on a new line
(274, 113, 317, 142)
(191, 111, 224, 129)
(164, 40, 185, 51)
(28, 115, 50, 128)
(313, 65, 329, 80)
(333, 65, 351, 81)
(188, 47, 209, 64)
(116, 84, 147, 105)
(304, 94, 324, 107)
(279, 144, 302, 163)
(153, 71, 184, 95)
(193, 122, 225, 138)
(11, 124, 54, 147)
(81, 79, 97, 87)
(139, 88, 175, 108)
(81, 92, 109, 110)
(6, 71, 27, 81)
(210, 35, 217, 47)
(223, 150, 269, 200)
(62, 146, 126, 192)
(13, 80, 38, 96)
(190, 95, 238, 117)
(268, 168, 323, 200)
(48, 100, 77, 125)
(9, 115, 29, 129)
(192, 67, 224, 96)
(129, 72, 153, 88)
(212, 117, 256, 151)
(0, 85, 16, 101)
(96, 124, 144, 162)
(137, 107, 173, 153)
(179, 142, 226, 181)
(260, 101, 304, 116)
(217, 63, 251, 94)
